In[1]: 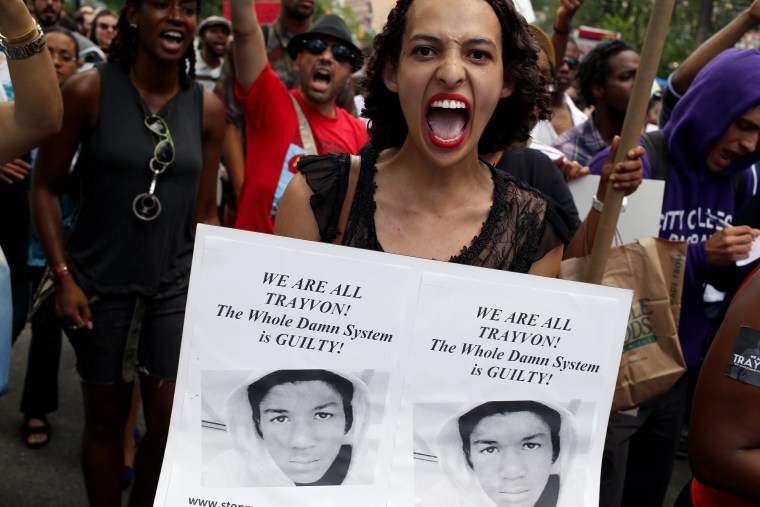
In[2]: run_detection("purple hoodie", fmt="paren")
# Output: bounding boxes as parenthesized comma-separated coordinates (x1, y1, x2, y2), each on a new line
(590, 48, 760, 369)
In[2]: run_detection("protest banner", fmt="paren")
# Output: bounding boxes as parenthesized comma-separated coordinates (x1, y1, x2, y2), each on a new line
(155, 225, 632, 507)
(576, 25, 621, 55)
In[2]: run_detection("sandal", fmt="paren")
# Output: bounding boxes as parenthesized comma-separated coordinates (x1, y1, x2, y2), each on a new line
(23, 415, 51, 449)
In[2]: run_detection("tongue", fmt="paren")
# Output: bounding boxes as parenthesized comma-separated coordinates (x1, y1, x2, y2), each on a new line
(427, 108, 467, 141)
(160, 36, 182, 52)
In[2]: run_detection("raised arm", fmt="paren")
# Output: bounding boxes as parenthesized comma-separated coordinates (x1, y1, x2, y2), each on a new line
(671, 0, 760, 95)
(551, 0, 583, 71)
(0, 0, 62, 161)
(230, 0, 268, 92)
(689, 268, 760, 501)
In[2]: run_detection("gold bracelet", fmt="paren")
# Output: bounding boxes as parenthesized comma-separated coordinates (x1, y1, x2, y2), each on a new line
(1, 25, 46, 60)
(0, 21, 39, 45)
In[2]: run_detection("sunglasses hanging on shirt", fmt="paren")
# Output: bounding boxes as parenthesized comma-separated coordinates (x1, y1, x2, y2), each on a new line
(133, 113, 175, 221)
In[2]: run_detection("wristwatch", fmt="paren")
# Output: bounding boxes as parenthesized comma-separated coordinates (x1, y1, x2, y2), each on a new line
(592, 194, 628, 213)
(1, 24, 46, 60)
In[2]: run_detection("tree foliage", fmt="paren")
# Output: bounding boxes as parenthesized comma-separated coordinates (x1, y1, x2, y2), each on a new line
(532, 0, 755, 76)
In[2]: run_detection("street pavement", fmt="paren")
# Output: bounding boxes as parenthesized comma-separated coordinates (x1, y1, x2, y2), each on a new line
(0, 325, 133, 506)
(0, 324, 691, 506)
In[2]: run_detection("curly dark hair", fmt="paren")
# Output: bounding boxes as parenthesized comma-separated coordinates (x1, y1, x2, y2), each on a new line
(108, 0, 197, 87)
(360, 0, 550, 154)
(578, 39, 633, 107)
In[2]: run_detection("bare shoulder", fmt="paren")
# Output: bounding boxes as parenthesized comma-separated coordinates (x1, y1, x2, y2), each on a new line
(202, 88, 225, 134)
(274, 172, 321, 241)
(202, 87, 224, 118)
(60, 68, 101, 125)
(62, 67, 100, 101)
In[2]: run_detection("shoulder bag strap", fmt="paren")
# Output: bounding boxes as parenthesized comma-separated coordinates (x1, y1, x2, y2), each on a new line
(290, 94, 318, 155)
(333, 155, 361, 245)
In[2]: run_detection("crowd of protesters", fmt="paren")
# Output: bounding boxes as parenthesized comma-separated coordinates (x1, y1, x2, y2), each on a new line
(1, 0, 760, 505)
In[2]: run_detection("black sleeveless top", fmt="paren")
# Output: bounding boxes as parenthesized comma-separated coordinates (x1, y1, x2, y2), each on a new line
(300, 148, 569, 273)
(68, 63, 204, 297)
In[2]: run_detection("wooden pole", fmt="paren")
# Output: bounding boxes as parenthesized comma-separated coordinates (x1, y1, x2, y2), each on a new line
(584, 0, 677, 284)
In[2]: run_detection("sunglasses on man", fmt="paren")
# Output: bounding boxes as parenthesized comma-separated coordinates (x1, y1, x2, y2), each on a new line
(561, 57, 580, 70)
(302, 38, 355, 67)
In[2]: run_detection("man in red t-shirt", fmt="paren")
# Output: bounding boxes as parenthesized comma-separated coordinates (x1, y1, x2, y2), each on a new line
(229, 1, 369, 233)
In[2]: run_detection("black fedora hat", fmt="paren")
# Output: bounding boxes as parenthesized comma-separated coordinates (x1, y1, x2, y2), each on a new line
(286, 14, 364, 72)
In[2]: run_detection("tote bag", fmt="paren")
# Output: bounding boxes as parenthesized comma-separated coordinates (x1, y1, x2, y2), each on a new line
(560, 237, 688, 411)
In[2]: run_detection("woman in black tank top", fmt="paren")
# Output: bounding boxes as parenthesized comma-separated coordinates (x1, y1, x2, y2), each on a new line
(31, 0, 225, 504)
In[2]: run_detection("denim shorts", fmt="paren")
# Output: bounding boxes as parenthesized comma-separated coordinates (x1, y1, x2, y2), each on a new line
(65, 291, 187, 385)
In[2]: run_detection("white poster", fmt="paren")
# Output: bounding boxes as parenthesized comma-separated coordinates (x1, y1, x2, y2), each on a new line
(569, 175, 665, 244)
(390, 274, 629, 507)
(155, 226, 632, 507)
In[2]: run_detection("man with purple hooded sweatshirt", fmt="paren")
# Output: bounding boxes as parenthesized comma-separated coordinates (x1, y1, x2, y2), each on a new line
(590, 48, 760, 507)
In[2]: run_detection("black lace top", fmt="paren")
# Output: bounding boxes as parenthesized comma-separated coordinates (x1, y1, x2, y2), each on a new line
(300, 148, 569, 274)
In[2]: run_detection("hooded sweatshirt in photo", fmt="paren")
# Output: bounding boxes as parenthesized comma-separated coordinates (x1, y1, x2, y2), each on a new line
(590, 48, 760, 369)
(204, 370, 373, 487)
(419, 401, 579, 507)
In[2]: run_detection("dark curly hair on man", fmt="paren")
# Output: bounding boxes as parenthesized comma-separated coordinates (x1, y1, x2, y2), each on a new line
(577, 39, 633, 108)
(360, 0, 550, 154)
(109, 0, 197, 87)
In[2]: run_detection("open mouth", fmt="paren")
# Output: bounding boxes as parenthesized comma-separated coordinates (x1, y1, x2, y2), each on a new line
(716, 149, 739, 168)
(310, 68, 333, 92)
(159, 31, 184, 52)
(426, 94, 470, 149)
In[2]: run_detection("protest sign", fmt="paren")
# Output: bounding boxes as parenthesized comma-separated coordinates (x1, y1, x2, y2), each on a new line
(155, 225, 632, 507)
(569, 174, 665, 244)
(390, 274, 631, 507)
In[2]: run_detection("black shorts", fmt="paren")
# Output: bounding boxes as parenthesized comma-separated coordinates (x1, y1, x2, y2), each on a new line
(65, 291, 187, 385)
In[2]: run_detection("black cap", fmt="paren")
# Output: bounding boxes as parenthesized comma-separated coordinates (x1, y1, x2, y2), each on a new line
(286, 14, 363, 72)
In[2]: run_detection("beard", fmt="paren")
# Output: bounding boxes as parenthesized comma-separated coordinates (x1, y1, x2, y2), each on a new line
(283, 2, 314, 22)
(35, 8, 62, 28)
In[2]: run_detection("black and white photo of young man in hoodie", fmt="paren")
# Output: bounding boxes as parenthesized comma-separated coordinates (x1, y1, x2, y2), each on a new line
(204, 369, 374, 487)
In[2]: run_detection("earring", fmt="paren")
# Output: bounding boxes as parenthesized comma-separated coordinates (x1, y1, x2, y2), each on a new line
(130, 23, 137, 29)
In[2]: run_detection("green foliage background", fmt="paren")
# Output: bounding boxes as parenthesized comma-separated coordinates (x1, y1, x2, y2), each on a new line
(531, 0, 757, 77)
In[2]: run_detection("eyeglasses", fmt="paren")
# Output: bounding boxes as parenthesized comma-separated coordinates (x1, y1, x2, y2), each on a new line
(561, 57, 580, 70)
(98, 22, 117, 31)
(303, 38, 354, 66)
(133, 114, 175, 221)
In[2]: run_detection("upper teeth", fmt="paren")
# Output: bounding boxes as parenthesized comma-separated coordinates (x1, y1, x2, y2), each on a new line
(165, 31, 182, 40)
(431, 99, 466, 109)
